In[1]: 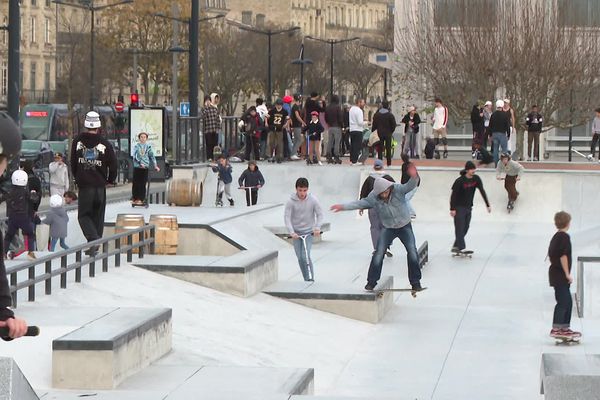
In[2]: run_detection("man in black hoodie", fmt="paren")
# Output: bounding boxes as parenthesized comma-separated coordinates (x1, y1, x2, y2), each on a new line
(70, 111, 118, 254)
(372, 101, 397, 166)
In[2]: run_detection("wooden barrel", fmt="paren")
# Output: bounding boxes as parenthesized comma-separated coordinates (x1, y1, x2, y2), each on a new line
(166, 179, 203, 206)
(115, 214, 145, 254)
(149, 214, 179, 255)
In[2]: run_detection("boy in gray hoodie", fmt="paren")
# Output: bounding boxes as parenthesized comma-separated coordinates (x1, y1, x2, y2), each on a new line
(43, 194, 69, 251)
(331, 166, 423, 291)
(284, 178, 324, 281)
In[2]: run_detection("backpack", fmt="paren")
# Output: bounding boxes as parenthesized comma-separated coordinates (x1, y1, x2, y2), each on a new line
(424, 138, 435, 159)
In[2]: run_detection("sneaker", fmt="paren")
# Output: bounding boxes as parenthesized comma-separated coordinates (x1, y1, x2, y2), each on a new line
(385, 251, 393, 258)
(27, 251, 36, 260)
(451, 246, 460, 253)
(549, 328, 562, 337)
(318, 161, 323, 166)
(364, 282, 376, 291)
(533, 157, 539, 161)
(443, 151, 448, 159)
(411, 214, 417, 220)
(351, 163, 358, 166)
(291, 155, 300, 160)
(411, 283, 423, 291)
(229, 198, 234, 206)
(434, 151, 440, 159)
(562, 328, 582, 338)
(85, 245, 99, 256)
(6, 251, 14, 260)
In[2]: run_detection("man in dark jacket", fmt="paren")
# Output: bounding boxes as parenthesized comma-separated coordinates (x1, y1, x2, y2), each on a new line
(371, 101, 397, 166)
(241, 106, 262, 162)
(489, 100, 511, 165)
(70, 111, 118, 254)
(325, 95, 343, 164)
(471, 104, 485, 153)
(525, 105, 543, 161)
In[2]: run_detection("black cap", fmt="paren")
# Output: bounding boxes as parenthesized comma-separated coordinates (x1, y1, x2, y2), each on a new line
(275, 98, 283, 105)
(465, 161, 476, 170)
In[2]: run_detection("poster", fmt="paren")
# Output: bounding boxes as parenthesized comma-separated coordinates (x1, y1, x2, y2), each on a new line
(129, 108, 164, 158)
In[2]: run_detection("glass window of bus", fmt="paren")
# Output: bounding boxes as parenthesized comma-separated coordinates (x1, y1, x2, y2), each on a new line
(20, 105, 52, 140)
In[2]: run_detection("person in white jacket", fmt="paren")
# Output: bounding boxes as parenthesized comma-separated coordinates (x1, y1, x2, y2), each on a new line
(349, 98, 366, 165)
(432, 98, 449, 159)
(49, 152, 69, 196)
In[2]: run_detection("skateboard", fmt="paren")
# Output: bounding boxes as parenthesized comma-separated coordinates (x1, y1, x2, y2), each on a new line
(554, 335, 580, 345)
(572, 149, 599, 163)
(452, 250, 474, 258)
(375, 287, 428, 298)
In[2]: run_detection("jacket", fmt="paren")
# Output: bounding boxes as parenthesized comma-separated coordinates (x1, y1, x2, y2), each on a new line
(284, 193, 324, 235)
(133, 142, 157, 169)
(49, 161, 69, 191)
(342, 177, 419, 229)
(359, 173, 395, 199)
(526, 112, 543, 132)
(496, 159, 524, 178)
(325, 103, 343, 128)
(202, 105, 221, 133)
(7, 185, 29, 217)
(43, 206, 69, 238)
(432, 106, 448, 130)
(471, 106, 484, 132)
(371, 108, 397, 138)
(401, 113, 421, 133)
(212, 163, 233, 184)
(349, 106, 364, 132)
(489, 110, 511, 136)
(70, 132, 118, 188)
(238, 168, 265, 188)
(303, 120, 324, 138)
(242, 112, 263, 139)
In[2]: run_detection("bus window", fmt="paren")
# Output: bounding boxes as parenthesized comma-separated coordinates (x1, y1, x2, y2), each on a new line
(20, 105, 52, 140)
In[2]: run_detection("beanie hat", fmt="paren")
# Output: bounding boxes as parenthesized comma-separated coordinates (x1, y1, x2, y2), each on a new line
(372, 177, 393, 196)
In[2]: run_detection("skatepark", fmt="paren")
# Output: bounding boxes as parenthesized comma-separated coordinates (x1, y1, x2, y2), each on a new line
(2, 160, 600, 399)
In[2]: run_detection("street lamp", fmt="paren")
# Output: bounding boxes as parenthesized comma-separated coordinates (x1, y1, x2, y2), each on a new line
(228, 20, 301, 103)
(361, 43, 393, 101)
(53, 0, 133, 110)
(291, 40, 313, 96)
(305, 36, 360, 98)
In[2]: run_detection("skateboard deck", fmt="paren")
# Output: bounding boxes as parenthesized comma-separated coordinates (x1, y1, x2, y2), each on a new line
(452, 250, 473, 258)
(554, 335, 580, 345)
(375, 287, 428, 298)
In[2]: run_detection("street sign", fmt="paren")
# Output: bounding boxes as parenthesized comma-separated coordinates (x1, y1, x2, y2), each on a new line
(179, 102, 190, 117)
(115, 102, 124, 113)
(368, 52, 393, 70)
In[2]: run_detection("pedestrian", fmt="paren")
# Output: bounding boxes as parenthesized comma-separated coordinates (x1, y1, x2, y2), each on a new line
(503, 98, 517, 157)
(401, 106, 421, 159)
(359, 159, 395, 256)
(256, 98, 270, 160)
(210, 93, 224, 149)
(303, 92, 324, 120)
(284, 178, 324, 282)
(283, 95, 294, 160)
(131, 132, 160, 205)
(4, 170, 37, 260)
(342, 103, 351, 156)
(489, 100, 511, 165)
(70, 110, 118, 255)
(49, 152, 69, 196)
(325, 95, 343, 164)
(202, 94, 221, 161)
(303, 111, 325, 165)
(331, 168, 423, 292)
(496, 152, 524, 210)
(349, 98, 366, 165)
(547, 211, 581, 340)
(372, 100, 397, 166)
(471, 104, 485, 156)
(238, 160, 265, 207)
(240, 106, 261, 162)
(482, 101, 493, 150)
(63, 191, 77, 205)
(21, 160, 41, 250)
(267, 99, 290, 163)
(43, 194, 69, 251)
(525, 105, 543, 161)
(450, 161, 491, 253)
(0, 112, 30, 339)
(589, 108, 600, 159)
(290, 94, 306, 160)
(432, 98, 449, 159)
(211, 154, 234, 207)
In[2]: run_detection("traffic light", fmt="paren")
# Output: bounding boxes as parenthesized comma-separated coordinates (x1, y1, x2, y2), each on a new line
(130, 93, 140, 109)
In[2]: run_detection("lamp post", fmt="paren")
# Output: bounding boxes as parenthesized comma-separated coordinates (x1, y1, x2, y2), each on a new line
(291, 41, 312, 96)
(228, 21, 300, 103)
(53, 0, 133, 110)
(305, 36, 360, 97)
(0, 0, 20, 123)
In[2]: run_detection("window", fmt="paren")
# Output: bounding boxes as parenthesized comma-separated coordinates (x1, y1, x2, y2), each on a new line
(31, 17, 36, 43)
(256, 14, 265, 27)
(32, 0, 37, 6)
(46, 0, 51, 6)
(1, 17, 6, 45)
(44, 62, 50, 92)
(1, 61, 7, 97)
(45, 17, 51, 44)
(30, 62, 36, 92)
(434, 0, 497, 27)
(241, 11, 252, 25)
(558, 0, 600, 27)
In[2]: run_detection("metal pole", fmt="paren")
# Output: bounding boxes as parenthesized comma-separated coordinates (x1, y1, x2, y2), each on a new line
(132, 50, 138, 94)
(7, 0, 20, 123)
(568, 88, 573, 162)
(189, 0, 199, 117)
(90, 7, 95, 109)
(383, 69, 387, 101)
(329, 41, 334, 97)
(267, 32, 272, 103)
(171, 3, 179, 160)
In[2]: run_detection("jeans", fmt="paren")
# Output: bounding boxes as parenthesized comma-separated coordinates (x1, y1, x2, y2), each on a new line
(132, 167, 149, 201)
(492, 132, 509, 165)
(378, 134, 394, 166)
(293, 234, 314, 281)
(78, 186, 107, 242)
(328, 127, 342, 158)
(552, 284, 572, 329)
(260, 135, 268, 159)
(527, 131, 541, 160)
(50, 237, 69, 251)
(350, 131, 363, 163)
(204, 131, 219, 160)
(591, 133, 600, 157)
(322, 129, 330, 157)
(367, 224, 421, 286)
(244, 135, 260, 161)
(453, 206, 471, 250)
(403, 131, 419, 158)
(292, 127, 304, 156)
(406, 187, 417, 216)
(245, 188, 258, 206)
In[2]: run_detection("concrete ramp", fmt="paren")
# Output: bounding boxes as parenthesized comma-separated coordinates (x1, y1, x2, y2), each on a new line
(0, 358, 39, 400)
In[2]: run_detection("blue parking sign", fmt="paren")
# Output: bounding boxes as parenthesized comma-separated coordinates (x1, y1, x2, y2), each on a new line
(179, 102, 190, 117)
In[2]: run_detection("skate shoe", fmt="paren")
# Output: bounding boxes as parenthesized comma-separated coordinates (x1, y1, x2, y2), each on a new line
(411, 283, 424, 292)
(443, 151, 448, 159)
(306, 158, 312, 165)
(385, 251, 393, 258)
(364, 282, 376, 291)
(85, 245, 99, 256)
(451, 246, 460, 253)
(229, 198, 234, 207)
(318, 161, 323, 166)
(561, 328, 582, 338)
(549, 328, 562, 337)
(6, 251, 14, 260)
(434, 151, 441, 159)
(27, 251, 36, 260)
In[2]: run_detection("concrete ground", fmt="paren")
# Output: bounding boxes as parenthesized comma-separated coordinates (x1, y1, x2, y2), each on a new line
(4, 161, 600, 399)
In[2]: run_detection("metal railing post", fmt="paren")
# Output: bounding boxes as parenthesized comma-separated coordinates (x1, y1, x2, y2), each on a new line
(10, 273, 17, 308)
(60, 255, 67, 289)
(102, 242, 109, 272)
(127, 234, 133, 262)
(75, 250, 82, 282)
(150, 226, 156, 254)
(138, 231, 145, 258)
(577, 260, 584, 318)
(115, 238, 121, 267)
(28, 265, 35, 302)
(45, 260, 52, 295)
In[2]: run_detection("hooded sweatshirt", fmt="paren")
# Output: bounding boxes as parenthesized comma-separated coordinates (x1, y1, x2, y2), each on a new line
(238, 167, 265, 188)
(70, 131, 118, 188)
(342, 177, 419, 229)
(212, 163, 233, 184)
(49, 161, 69, 191)
(43, 206, 69, 238)
(284, 193, 324, 235)
(592, 116, 600, 134)
(371, 108, 397, 138)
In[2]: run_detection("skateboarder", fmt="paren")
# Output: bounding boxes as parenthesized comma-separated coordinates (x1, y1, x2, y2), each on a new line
(450, 161, 491, 253)
(331, 167, 423, 292)
(548, 211, 581, 340)
(132, 132, 160, 206)
(496, 152, 524, 210)
(284, 178, 324, 281)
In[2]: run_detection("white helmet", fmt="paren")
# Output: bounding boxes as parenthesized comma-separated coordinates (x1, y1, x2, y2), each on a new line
(84, 111, 102, 129)
(495, 100, 505, 109)
(50, 194, 63, 208)
(11, 169, 28, 186)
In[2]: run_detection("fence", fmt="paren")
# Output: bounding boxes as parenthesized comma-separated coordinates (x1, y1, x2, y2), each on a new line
(7, 224, 156, 308)
(575, 256, 600, 318)
(176, 117, 204, 164)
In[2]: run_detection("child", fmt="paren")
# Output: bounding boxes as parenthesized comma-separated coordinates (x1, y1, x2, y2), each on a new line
(496, 152, 524, 210)
(43, 194, 69, 251)
(473, 142, 494, 166)
(4, 170, 36, 260)
(548, 211, 581, 340)
(238, 160, 265, 206)
(63, 191, 78, 205)
(211, 155, 234, 206)
(132, 132, 160, 205)
(303, 111, 325, 165)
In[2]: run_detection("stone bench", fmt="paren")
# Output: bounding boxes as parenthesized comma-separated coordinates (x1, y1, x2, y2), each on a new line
(0, 358, 39, 400)
(264, 276, 394, 323)
(540, 353, 600, 399)
(265, 222, 331, 243)
(52, 307, 172, 390)
(132, 250, 278, 297)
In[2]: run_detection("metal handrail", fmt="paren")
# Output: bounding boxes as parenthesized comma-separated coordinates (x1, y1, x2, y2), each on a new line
(575, 256, 600, 318)
(6, 224, 156, 307)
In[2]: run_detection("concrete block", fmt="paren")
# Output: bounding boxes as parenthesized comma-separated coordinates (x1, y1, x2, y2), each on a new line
(52, 308, 172, 390)
(264, 277, 394, 323)
(540, 353, 600, 399)
(0, 357, 38, 400)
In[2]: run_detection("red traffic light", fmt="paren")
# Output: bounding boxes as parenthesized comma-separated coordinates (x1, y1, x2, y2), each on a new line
(130, 93, 139, 108)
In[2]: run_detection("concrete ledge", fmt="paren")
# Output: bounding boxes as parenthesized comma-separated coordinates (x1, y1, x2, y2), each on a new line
(0, 358, 39, 400)
(264, 277, 394, 323)
(265, 222, 331, 243)
(540, 353, 600, 399)
(132, 251, 279, 297)
(52, 307, 172, 390)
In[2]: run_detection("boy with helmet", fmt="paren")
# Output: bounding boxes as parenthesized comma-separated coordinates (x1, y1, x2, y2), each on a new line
(70, 110, 118, 255)
(496, 152, 524, 211)
(0, 112, 29, 339)
(42, 194, 70, 251)
(4, 170, 37, 260)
